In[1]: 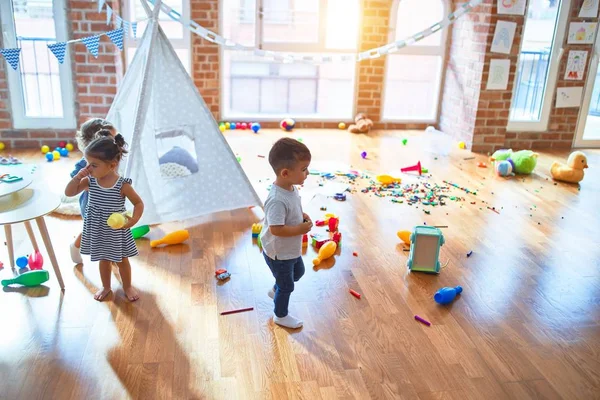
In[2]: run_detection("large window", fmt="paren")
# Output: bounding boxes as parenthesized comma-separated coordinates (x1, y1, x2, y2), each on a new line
(221, 0, 360, 120)
(508, 0, 570, 131)
(0, 0, 76, 129)
(382, 0, 448, 122)
(124, 0, 191, 73)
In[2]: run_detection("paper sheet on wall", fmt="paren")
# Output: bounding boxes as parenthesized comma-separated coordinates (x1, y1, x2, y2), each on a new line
(486, 59, 511, 90)
(567, 22, 597, 44)
(491, 21, 517, 54)
(555, 87, 583, 108)
(579, 0, 599, 18)
(497, 0, 526, 15)
(564, 50, 588, 80)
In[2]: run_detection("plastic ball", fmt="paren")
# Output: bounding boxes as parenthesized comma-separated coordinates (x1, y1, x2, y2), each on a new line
(241, 122, 248, 130)
(0, 142, 5, 151)
(251, 123, 260, 133)
(280, 118, 295, 131)
(16, 256, 28, 268)
(58, 141, 66, 148)
(458, 141, 466, 149)
(231, 123, 237, 130)
(225, 122, 231, 129)
(338, 122, 346, 130)
(65, 143, 74, 151)
(219, 125, 226, 133)
(45, 152, 54, 162)
(107, 213, 126, 229)
(41, 145, 50, 154)
(495, 160, 513, 177)
(361, 151, 367, 159)
(59, 148, 69, 157)
(52, 150, 60, 160)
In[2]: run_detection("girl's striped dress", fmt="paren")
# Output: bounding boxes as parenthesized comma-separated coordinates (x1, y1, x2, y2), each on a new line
(80, 176, 138, 262)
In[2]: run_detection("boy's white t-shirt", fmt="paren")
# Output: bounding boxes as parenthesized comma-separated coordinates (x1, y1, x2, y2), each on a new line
(260, 184, 304, 260)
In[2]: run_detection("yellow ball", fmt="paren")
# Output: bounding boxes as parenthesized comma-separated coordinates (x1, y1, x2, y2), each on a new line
(219, 125, 226, 132)
(225, 122, 231, 129)
(41, 145, 50, 154)
(66, 143, 74, 151)
(338, 122, 346, 130)
(0, 142, 5, 151)
(52, 150, 60, 160)
(458, 141, 466, 149)
(107, 213, 126, 229)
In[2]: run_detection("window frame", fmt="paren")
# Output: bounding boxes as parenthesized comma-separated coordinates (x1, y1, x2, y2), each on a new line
(122, 0, 191, 73)
(219, 0, 361, 121)
(0, 0, 77, 130)
(507, 0, 571, 132)
(381, 0, 449, 123)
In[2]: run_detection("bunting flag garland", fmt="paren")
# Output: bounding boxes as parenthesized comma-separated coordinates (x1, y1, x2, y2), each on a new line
(106, 5, 113, 24)
(0, 48, 21, 70)
(106, 28, 125, 50)
(98, 0, 105, 13)
(123, 21, 131, 38)
(132, 22, 138, 39)
(47, 42, 67, 64)
(115, 15, 123, 29)
(81, 35, 100, 58)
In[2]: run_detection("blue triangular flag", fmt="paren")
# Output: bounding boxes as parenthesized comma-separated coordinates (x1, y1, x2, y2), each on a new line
(106, 28, 124, 50)
(98, 0, 106, 13)
(47, 42, 67, 64)
(81, 35, 100, 58)
(132, 22, 137, 38)
(123, 21, 130, 38)
(106, 5, 113, 24)
(115, 15, 123, 29)
(0, 48, 21, 70)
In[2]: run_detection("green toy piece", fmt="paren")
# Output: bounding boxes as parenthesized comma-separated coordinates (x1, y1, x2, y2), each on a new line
(2, 270, 49, 287)
(490, 149, 539, 175)
(131, 225, 150, 239)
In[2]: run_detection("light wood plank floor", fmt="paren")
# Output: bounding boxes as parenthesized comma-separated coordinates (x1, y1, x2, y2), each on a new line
(0, 129, 599, 400)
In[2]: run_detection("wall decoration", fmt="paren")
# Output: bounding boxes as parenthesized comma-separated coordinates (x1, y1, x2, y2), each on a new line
(579, 0, 599, 18)
(567, 22, 597, 44)
(556, 87, 584, 108)
(486, 59, 511, 90)
(497, 0, 526, 15)
(564, 50, 588, 80)
(491, 21, 517, 54)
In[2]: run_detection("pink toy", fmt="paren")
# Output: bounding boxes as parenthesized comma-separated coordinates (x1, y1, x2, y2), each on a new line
(401, 161, 422, 175)
(28, 250, 44, 270)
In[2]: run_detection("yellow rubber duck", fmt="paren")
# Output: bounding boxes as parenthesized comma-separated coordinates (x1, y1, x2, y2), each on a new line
(550, 151, 588, 184)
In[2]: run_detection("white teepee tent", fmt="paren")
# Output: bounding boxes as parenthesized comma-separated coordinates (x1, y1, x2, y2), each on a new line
(107, 0, 262, 226)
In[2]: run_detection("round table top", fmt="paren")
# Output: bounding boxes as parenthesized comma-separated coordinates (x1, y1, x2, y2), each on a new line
(0, 187, 60, 225)
(0, 165, 34, 197)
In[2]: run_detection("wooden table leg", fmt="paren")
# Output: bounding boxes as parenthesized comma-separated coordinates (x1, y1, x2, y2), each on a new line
(35, 216, 65, 290)
(24, 221, 39, 252)
(3, 224, 14, 268)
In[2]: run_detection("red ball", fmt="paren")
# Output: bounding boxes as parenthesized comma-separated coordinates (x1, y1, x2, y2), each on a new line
(241, 123, 248, 130)
(58, 141, 66, 148)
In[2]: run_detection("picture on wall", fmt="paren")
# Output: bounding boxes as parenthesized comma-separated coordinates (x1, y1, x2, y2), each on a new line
(567, 22, 597, 44)
(497, 0, 526, 15)
(579, 0, 599, 18)
(491, 21, 517, 54)
(564, 50, 588, 80)
(486, 59, 511, 90)
(556, 87, 584, 108)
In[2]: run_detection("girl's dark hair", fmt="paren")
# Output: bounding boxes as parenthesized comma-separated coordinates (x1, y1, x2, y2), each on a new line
(84, 130, 128, 163)
(76, 118, 115, 150)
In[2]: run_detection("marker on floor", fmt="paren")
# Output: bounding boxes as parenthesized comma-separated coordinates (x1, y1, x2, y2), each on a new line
(220, 307, 254, 316)
(349, 289, 361, 299)
(414, 315, 431, 326)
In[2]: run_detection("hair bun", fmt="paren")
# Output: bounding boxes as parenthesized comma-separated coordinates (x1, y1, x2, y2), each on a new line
(114, 133, 126, 147)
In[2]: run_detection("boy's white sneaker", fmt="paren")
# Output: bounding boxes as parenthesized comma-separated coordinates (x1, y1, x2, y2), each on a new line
(70, 242, 83, 264)
(273, 314, 303, 329)
(268, 287, 275, 299)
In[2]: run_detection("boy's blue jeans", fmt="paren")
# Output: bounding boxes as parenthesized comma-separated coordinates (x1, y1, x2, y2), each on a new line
(263, 253, 305, 318)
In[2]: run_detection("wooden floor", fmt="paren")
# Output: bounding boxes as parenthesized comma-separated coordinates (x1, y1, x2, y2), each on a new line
(0, 129, 599, 400)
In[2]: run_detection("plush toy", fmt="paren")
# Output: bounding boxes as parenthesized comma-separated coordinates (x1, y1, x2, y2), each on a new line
(348, 113, 373, 134)
(550, 151, 588, 184)
(490, 149, 539, 175)
(495, 160, 514, 177)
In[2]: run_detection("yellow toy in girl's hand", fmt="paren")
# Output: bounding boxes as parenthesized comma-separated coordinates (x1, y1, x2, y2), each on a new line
(313, 240, 337, 266)
(151, 229, 190, 248)
(107, 212, 127, 229)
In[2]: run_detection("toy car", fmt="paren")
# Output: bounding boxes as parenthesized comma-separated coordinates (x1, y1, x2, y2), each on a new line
(334, 193, 346, 201)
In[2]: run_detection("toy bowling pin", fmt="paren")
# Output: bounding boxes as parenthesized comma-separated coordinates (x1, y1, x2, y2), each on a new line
(2, 270, 49, 287)
(131, 225, 150, 239)
(434, 286, 463, 305)
(150, 230, 190, 248)
(401, 161, 422, 175)
(28, 251, 44, 270)
(313, 240, 337, 266)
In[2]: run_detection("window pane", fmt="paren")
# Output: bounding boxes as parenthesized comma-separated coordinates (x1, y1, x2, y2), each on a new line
(325, 0, 359, 50)
(222, 0, 255, 46)
(510, 0, 561, 121)
(222, 51, 354, 119)
(395, 0, 444, 46)
(262, 0, 319, 44)
(132, 0, 183, 39)
(13, 0, 65, 118)
(383, 55, 442, 120)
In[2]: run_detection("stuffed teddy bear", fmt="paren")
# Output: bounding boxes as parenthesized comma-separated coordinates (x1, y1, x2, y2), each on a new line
(490, 149, 539, 175)
(550, 151, 588, 183)
(348, 113, 373, 134)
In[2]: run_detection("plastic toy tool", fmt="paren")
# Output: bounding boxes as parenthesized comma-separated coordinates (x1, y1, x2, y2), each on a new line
(2, 270, 49, 287)
(401, 161, 422, 175)
(434, 286, 463, 305)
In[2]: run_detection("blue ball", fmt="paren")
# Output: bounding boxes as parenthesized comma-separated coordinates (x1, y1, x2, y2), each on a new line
(59, 148, 69, 157)
(230, 123, 237, 130)
(45, 152, 54, 162)
(251, 123, 260, 133)
(16, 256, 28, 268)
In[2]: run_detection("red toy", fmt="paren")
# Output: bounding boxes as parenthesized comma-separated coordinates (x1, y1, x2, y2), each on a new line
(332, 231, 342, 246)
(215, 268, 227, 276)
(401, 161, 422, 175)
(28, 250, 44, 270)
(310, 233, 330, 249)
(328, 217, 339, 232)
(315, 220, 325, 227)
(352, 251, 358, 257)
(58, 141, 67, 148)
(349, 289, 361, 299)
(302, 234, 308, 248)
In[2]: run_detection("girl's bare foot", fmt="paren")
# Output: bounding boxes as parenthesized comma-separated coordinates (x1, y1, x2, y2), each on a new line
(94, 288, 112, 301)
(124, 287, 139, 302)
